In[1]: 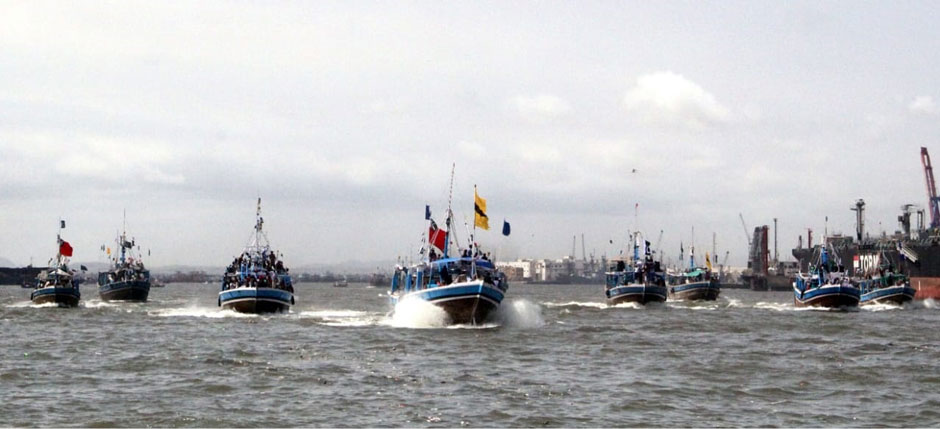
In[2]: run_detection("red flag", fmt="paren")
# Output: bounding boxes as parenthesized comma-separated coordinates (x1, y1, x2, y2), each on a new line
(429, 220, 447, 252)
(59, 241, 73, 257)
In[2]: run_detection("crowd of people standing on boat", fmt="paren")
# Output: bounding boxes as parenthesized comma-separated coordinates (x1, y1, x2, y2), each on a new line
(222, 249, 293, 292)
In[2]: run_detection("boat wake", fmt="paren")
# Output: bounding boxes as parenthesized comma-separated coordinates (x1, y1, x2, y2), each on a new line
(489, 299, 544, 329)
(298, 309, 382, 327)
(608, 302, 644, 310)
(82, 300, 120, 309)
(861, 303, 907, 312)
(386, 297, 451, 328)
(542, 301, 606, 309)
(666, 301, 719, 311)
(6, 301, 59, 308)
(150, 306, 260, 318)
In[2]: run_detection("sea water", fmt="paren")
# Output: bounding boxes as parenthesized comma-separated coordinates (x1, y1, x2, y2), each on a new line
(1, 283, 939, 427)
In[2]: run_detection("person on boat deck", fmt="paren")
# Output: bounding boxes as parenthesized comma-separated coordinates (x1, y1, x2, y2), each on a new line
(439, 264, 452, 285)
(429, 249, 438, 261)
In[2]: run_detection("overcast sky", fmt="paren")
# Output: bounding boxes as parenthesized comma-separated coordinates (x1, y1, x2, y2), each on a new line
(2, 1, 940, 268)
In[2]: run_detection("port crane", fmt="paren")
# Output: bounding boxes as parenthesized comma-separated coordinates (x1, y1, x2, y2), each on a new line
(739, 213, 751, 246)
(921, 147, 940, 229)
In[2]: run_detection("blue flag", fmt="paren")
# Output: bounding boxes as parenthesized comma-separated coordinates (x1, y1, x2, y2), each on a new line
(425, 205, 431, 220)
(502, 220, 511, 236)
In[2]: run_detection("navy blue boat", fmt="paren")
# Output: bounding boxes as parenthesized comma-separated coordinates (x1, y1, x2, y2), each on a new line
(605, 233, 666, 305)
(98, 219, 150, 302)
(390, 257, 508, 324)
(219, 199, 294, 314)
(858, 264, 916, 306)
(30, 220, 80, 307)
(793, 246, 860, 308)
(667, 248, 720, 301)
(389, 172, 509, 325)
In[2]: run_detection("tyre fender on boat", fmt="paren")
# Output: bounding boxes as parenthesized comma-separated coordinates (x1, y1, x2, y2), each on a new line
(217, 296, 221, 307)
(291, 296, 295, 305)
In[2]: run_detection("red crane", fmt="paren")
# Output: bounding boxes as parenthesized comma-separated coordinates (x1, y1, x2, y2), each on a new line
(921, 147, 940, 228)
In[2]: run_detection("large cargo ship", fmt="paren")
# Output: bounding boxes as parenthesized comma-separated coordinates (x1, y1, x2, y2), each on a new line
(792, 147, 940, 300)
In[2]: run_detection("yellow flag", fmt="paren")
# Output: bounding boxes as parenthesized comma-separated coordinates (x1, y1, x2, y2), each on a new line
(106, 247, 111, 255)
(474, 188, 489, 230)
(705, 252, 713, 271)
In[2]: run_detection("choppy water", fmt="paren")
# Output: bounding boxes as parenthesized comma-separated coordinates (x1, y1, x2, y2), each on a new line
(2, 283, 939, 427)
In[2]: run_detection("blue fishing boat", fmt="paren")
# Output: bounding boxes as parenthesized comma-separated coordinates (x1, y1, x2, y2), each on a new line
(30, 220, 80, 307)
(605, 233, 667, 305)
(218, 199, 294, 313)
(667, 246, 720, 301)
(390, 257, 508, 324)
(389, 168, 509, 325)
(793, 246, 860, 308)
(857, 252, 916, 305)
(97, 215, 150, 302)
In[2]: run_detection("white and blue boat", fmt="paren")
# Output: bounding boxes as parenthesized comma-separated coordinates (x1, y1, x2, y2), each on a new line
(218, 199, 294, 313)
(666, 246, 720, 301)
(30, 220, 80, 307)
(857, 255, 916, 305)
(605, 233, 667, 305)
(390, 256, 508, 324)
(97, 216, 150, 302)
(793, 246, 860, 308)
(389, 171, 509, 325)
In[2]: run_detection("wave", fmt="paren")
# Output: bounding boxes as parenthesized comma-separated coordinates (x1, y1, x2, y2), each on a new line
(608, 301, 644, 310)
(386, 297, 450, 329)
(6, 301, 59, 308)
(542, 301, 606, 309)
(491, 299, 544, 328)
(150, 306, 259, 318)
(298, 309, 382, 327)
(82, 300, 119, 309)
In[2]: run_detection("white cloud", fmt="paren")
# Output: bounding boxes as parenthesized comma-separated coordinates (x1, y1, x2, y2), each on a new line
(508, 94, 572, 121)
(624, 71, 730, 128)
(909, 95, 938, 115)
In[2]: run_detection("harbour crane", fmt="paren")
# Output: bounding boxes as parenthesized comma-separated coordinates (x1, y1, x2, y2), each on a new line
(921, 147, 940, 229)
(739, 213, 752, 246)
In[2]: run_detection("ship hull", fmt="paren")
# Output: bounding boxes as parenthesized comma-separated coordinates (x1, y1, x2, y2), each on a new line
(910, 277, 940, 300)
(606, 284, 667, 305)
(793, 284, 860, 308)
(391, 281, 505, 325)
(30, 287, 80, 307)
(860, 284, 917, 305)
(98, 280, 150, 302)
(668, 281, 720, 301)
(219, 287, 293, 313)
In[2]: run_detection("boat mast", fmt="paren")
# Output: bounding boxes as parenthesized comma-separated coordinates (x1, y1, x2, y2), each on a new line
(120, 209, 127, 264)
(443, 163, 455, 258)
(56, 218, 63, 268)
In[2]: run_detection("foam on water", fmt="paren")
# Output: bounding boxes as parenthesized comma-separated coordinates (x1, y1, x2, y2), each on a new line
(491, 299, 544, 329)
(920, 298, 939, 309)
(151, 306, 259, 318)
(82, 300, 118, 309)
(861, 303, 905, 312)
(386, 297, 450, 328)
(7, 301, 61, 308)
(299, 309, 382, 327)
(542, 301, 606, 309)
(608, 301, 643, 310)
